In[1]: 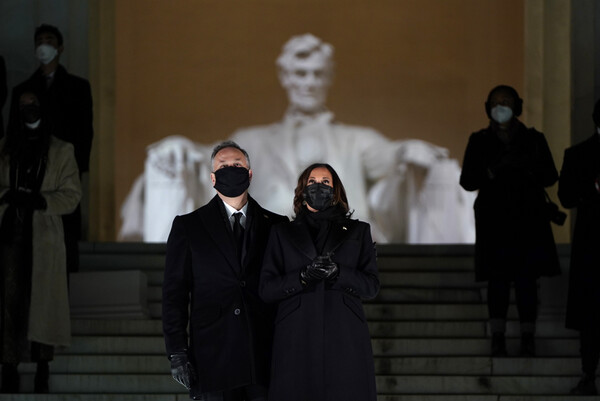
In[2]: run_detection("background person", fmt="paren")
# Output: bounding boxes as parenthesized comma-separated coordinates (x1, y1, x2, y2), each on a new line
(459, 85, 560, 357)
(0, 56, 6, 138)
(260, 163, 379, 401)
(6, 23, 93, 278)
(0, 91, 80, 393)
(557, 99, 600, 395)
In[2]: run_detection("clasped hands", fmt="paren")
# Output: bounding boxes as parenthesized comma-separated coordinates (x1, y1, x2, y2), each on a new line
(0, 189, 46, 210)
(300, 253, 339, 286)
(170, 352, 196, 390)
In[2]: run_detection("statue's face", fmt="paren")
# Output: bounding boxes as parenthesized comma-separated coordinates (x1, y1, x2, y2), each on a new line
(281, 52, 332, 113)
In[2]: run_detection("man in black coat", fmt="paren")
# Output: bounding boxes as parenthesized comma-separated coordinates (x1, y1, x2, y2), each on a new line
(0, 56, 6, 138)
(558, 99, 600, 395)
(6, 24, 93, 277)
(162, 141, 288, 401)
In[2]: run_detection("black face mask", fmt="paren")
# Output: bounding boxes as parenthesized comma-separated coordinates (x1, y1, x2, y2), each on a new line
(303, 183, 334, 211)
(21, 104, 41, 124)
(213, 166, 250, 197)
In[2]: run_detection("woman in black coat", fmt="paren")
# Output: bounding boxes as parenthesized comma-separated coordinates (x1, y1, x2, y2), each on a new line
(460, 85, 560, 357)
(260, 163, 379, 401)
(557, 99, 600, 395)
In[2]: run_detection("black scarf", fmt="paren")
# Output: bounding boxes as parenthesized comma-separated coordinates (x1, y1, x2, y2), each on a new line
(297, 204, 347, 254)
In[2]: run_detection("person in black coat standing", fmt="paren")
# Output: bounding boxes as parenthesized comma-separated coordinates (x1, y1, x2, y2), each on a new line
(6, 24, 93, 278)
(0, 56, 6, 138)
(558, 99, 600, 395)
(260, 163, 379, 401)
(460, 85, 560, 357)
(162, 141, 288, 401)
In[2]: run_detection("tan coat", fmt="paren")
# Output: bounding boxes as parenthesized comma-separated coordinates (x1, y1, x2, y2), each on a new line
(0, 136, 81, 347)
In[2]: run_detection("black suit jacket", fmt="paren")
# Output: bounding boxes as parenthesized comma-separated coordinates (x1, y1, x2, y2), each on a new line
(162, 195, 287, 397)
(7, 64, 93, 173)
(558, 134, 600, 330)
(0, 56, 6, 138)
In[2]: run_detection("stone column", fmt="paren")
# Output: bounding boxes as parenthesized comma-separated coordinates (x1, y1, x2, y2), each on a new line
(88, 0, 116, 241)
(524, 0, 571, 244)
(524, 0, 572, 320)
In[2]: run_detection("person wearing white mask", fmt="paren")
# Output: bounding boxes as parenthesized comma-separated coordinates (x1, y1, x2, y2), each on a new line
(6, 24, 93, 279)
(460, 85, 561, 358)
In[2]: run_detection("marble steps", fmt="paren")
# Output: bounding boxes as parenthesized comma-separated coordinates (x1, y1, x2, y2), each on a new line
(2, 396, 598, 401)
(5, 373, 586, 396)
(59, 242, 582, 398)
(56, 335, 578, 357)
(70, 318, 574, 339)
(13, 355, 583, 376)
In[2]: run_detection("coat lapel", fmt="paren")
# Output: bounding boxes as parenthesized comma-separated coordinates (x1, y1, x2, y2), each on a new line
(283, 220, 318, 260)
(199, 196, 239, 275)
(322, 220, 357, 256)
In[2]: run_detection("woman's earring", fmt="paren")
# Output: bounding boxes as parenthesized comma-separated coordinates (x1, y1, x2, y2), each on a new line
(302, 200, 307, 205)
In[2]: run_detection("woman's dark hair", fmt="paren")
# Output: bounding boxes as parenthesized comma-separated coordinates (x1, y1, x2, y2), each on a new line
(485, 84, 523, 118)
(293, 163, 350, 215)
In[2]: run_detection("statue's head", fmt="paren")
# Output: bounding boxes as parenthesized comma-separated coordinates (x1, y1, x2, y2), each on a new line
(277, 33, 335, 114)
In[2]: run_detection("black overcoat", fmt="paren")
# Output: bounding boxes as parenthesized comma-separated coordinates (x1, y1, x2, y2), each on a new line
(162, 195, 287, 398)
(460, 121, 560, 281)
(259, 217, 379, 401)
(558, 134, 600, 330)
(7, 65, 93, 173)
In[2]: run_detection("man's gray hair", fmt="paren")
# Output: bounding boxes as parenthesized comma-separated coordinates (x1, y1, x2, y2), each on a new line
(276, 33, 335, 73)
(211, 140, 251, 168)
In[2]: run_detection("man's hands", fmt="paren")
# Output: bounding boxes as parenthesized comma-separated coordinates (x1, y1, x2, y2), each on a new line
(300, 254, 339, 286)
(170, 352, 196, 390)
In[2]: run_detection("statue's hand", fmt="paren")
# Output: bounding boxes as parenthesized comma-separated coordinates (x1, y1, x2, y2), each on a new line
(146, 136, 204, 179)
(396, 139, 449, 168)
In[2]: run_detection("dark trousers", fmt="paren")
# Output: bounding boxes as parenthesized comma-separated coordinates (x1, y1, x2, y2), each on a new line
(488, 277, 538, 325)
(580, 326, 600, 376)
(195, 384, 267, 401)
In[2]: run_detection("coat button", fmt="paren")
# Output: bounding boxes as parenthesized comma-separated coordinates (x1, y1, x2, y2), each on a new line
(240, 281, 246, 288)
(234, 308, 241, 315)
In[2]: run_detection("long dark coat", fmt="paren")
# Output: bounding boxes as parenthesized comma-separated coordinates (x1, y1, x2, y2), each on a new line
(259, 217, 379, 401)
(558, 134, 600, 330)
(7, 65, 93, 173)
(162, 195, 287, 399)
(460, 121, 560, 281)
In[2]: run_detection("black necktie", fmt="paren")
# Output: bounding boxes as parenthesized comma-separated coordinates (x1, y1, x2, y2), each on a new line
(233, 212, 245, 263)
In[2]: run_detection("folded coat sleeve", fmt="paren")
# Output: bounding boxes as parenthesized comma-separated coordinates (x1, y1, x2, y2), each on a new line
(460, 133, 489, 191)
(162, 216, 192, 356)
(558, 147, 600, 208)
(42, 142, 81, 216)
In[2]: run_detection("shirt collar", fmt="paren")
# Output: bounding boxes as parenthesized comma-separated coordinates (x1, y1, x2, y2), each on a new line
(222, 200, 248, 219)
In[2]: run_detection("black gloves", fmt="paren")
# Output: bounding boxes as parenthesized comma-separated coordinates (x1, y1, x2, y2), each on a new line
(300, 254, 339, 286)
(169, 352, 196, 390)
(0, 190, 46, 210)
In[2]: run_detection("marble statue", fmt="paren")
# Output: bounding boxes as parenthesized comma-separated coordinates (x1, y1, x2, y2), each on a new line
(119, 33, 475, 243)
